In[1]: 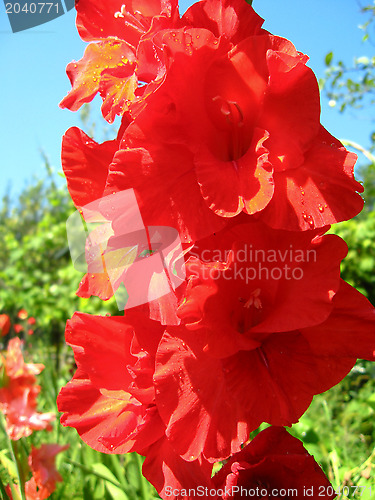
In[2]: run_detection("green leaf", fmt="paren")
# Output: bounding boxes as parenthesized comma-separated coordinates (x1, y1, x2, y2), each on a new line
(91, 464, 128, 500)
(325, 51, 334, 66)
(0, 451, 18, 481)
(366, 393, 375, 410)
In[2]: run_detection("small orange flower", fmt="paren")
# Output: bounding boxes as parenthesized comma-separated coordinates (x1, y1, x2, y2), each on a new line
(0, 314, 11, 337)
(17, 309, 28, 320)
(0, 338, 55, 440)
(28, 444, 69, 499)
(6, 443, 69, 499)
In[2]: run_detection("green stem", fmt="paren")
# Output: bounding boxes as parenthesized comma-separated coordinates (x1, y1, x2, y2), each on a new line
(109, 455, 128, 490)
(8, 482, 21, 500)
(0, 414, 26, 500)
(9, 441, 26, 500)
(0, 473, 11, 500)
(134, 453, 148, 500)
(64, 458, 123, 490)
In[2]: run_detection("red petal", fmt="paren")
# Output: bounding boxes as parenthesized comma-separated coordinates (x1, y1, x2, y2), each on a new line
(222, 333, 318, 430)
(154, 325, 354, 463)
(183, 0, 264, 44)
(142, 436, 213, 499)
(76, 0, 141, 43)
(60, 41, 136, 121)
(195, 129, 274, 216)
(249, 233, 348, 334)
(106, 146, 227, 244)
(213, 427, 335, 500)
(57, 370, 145, 454)
(154, 330, 249, 462)
(260, 127, 364, 230)
(303, 279, 375, 362)
(76, 272, 114, 301)
(260, 40, 320, 171)
(62, 127, 117, 208)
(99, 68, 137, 124)
(64, 313, 137, 391)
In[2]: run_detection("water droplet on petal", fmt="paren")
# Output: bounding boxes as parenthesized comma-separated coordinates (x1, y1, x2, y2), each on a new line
(302, 213, 315, 228)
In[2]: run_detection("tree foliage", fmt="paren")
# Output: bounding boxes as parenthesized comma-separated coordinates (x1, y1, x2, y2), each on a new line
(320, 1, 375, 306)
(322, 1, 375, 123)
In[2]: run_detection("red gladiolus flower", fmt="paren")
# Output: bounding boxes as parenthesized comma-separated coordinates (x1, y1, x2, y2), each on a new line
(153, 427, 336, 499)
(1, 337, 44, 389)
(155, 285, 374, 462)
(58, 2, 375, 498)
(210, 427, 335, 500)
(0, 338, 55, 440)
(60, 0, 180, 122)
(0, 314, 11, 337)
(152, 225, 375, 461)
(27, 444, 69, 500)
(57, 312, 214, 498)
(108, 42, 362, 242)
(182, 222, 347, 357)
(57, 312, 165, 454)
(4, 388, 55, 441)
(27, 317, 36, 325)
(6, 444, 69, 500)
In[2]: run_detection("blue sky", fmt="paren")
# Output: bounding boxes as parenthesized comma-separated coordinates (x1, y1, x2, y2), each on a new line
(0, 0, 373, 199)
